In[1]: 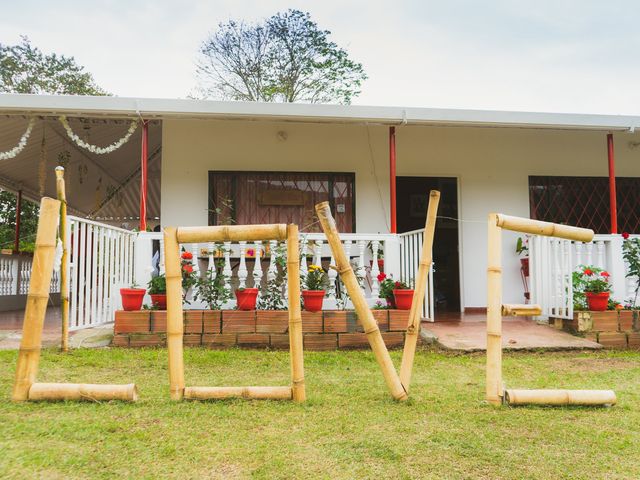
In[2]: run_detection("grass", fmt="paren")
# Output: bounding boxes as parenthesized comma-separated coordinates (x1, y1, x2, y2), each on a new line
(0, 347, 639, 479)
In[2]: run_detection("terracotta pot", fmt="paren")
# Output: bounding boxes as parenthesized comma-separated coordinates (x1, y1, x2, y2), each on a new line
(302, 290, 325, 312)
(520, 257, 529, 277)
(586, 292, 609, 311)
(150, 293, 167, 309)
(393, 289, 414, 310)
(120, 288, 146, 311)
(235, 288, 259, 311)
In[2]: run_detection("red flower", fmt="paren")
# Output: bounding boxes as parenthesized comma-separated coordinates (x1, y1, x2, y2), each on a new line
(583, 269, 593, 276)
(182, 264, 193, 274)
(377, 272, 387, 282)
(601, 271, 610, 278)
(247, 248, 255, 257)
(622, 232, 630, 240)
(181, 251, 193, 260)
(395, 281, 402, 288)
(615, 304, 624, 310)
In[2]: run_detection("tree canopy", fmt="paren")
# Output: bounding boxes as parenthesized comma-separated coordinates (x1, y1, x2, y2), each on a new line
(0, 36, 107, 95)
(195, 9, 367, 104)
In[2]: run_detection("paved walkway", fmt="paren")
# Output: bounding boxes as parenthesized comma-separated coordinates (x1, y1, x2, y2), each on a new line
(0, 307, 113, 350)
(423, 313, 602, 352)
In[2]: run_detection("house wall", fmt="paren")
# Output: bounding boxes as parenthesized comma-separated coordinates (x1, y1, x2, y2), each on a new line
(162, 118, 640, 309)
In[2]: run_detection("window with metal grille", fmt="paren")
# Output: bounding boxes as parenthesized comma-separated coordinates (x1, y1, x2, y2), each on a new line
(209, 171, 355, 232)
(529, 176, 640, 234)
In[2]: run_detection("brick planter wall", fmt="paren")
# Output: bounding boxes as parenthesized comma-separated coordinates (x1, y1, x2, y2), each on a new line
(555, 310, 640, 349)
(113, 309, 409, 350)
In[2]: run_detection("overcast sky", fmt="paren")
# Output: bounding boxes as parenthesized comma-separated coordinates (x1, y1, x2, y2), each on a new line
(2, 0, 639, 114)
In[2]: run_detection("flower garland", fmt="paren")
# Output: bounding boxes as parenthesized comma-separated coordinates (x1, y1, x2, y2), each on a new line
(0, 118, 36, 161)
(59, 116, 139, 154)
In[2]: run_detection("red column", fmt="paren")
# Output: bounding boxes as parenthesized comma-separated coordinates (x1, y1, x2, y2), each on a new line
(607, 133, 617, 234)
(389, 126, 397, 234)
(13, 189, 22, 254)
(140, 120, 149, 232)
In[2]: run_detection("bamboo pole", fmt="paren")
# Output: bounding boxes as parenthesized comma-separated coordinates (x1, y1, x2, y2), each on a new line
(28, 382, 138, 402)
(495, 214, 594, 242)
(164, 227, 185, 401)
(315, 201, 408, 401)
(501, 304, 542, 316)
(177, 224, 288, 244)
(486, 213, 503, 405)
(505, 389, 616, 406)
(286, 224, 306, 402)
(12, 197, 61, 402)
(55, 167, 70, 352)
(184, 386, 292, 400)
(399, 190, 440, 392)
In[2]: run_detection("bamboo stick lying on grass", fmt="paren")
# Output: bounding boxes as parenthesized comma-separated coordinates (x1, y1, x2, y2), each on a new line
(286, 224, 306, 403)
(495, 214, 594, 242)
(12, 197, 61, 402)
(164, 227, 185, 401)
(177, 224, 288, 244)
(29, 383, 138, 402)
(399, 190, 440, 392)
(184, 386, 292, 400)
(505, 389, 616, 406)
(316, 201, 408, 402)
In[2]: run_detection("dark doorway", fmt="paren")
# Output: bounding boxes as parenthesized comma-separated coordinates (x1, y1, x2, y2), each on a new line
(396, 177, 460, 312)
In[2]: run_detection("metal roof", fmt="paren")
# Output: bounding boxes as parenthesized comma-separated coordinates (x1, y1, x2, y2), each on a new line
(0, 93, 638, 131)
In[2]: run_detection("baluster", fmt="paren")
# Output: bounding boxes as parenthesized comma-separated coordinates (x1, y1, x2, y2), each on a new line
(0, 259, 6, 295)
(575, 242, 583, 267)
(300, 239, 308, 280)
(312, 240, 322, 267)
(190, 243, 200, 277)
(223, 241, 232, 280)
(252, 241, 263, 288)
(370, 240, 381, 297)
(327, 248, 338, 300)
(267, 240, 278, 282)
(596, 241, 605, 270)
(585, 242, 593, 266)
(238, 241, 248, 288)
(207, 242, 216, 274)
(357, 240, 366, 294)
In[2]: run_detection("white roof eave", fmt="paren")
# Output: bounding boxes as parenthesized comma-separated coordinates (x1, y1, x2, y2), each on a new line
(0, 93, 638, 132)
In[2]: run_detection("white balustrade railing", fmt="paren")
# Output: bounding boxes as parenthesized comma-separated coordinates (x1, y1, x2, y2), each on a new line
(134, 231, 405, 311)
(529, 233, 636, 320)
(0, 253, 59, 311)
(67, 216, 136, 330)
(398, 229, 435, 321)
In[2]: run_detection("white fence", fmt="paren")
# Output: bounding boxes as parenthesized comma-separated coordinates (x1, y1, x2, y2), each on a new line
(399, 229, 435, 321)
(529, 234, 634, 320)
(66, 216, 136, 330)
(0, 253, 60, 311)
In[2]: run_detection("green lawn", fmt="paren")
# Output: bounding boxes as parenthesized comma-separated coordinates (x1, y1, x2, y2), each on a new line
(0, 347, 638, 479)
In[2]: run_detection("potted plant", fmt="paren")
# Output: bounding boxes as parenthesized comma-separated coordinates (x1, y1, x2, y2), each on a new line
(236, 287, 259, 310)
(120, 283, 146, 311)
(181, 250, 197, 302)
(575, 266, 612, 311)
(516, 236, 529, 277)
(392, 279, 414, 310)
(301, 264, 329, 312)
(378, 273, 396, 308)
(147, 274, 167, 309)
(193, 261, 232, 310)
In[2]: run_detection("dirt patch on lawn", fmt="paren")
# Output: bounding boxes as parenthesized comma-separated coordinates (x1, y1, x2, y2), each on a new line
(551, 357, 638, 373)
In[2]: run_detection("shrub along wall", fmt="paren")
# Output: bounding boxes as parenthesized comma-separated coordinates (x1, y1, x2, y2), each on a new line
(556, 310, 640, 349)
(113, 309, 409, 350)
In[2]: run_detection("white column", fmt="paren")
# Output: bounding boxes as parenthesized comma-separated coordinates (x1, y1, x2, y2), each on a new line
(133, 232, 154, 290)
(607, 236, 627, 302)
(383, 235, 401, 280)
(238, 241, 248, 289)
(252, 241, 263, 288)
(370, 240, 381, 297)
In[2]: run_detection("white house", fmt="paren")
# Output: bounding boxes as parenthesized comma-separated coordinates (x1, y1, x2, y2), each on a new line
(1, 94, 639, 320)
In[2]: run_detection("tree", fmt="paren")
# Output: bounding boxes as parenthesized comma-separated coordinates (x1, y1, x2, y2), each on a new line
(0, 36, 107, 95)
(0, 37, 108, 252)
(195, 9, 367, 104)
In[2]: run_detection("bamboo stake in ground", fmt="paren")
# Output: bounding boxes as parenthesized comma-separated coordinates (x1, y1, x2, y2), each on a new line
(12, 197, 61, 402)
(29, 382, 138, 402)
(486, 213, 503, 405)
(399, 190, 440, 392)
(316, 201, 407, 401)
(286, 224, 306, 402)
(55, 167, 70, 352)
(164, 227, 185, 401)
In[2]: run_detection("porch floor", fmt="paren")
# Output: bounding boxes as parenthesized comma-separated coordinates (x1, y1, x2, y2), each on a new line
(0, 307, 113, 350)
(424, 312, 602, 352)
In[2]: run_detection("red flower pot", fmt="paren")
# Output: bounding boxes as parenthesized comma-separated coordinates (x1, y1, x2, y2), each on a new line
(235, 288, 259, 311)
(120, 288, 146, 311)
(302, 290, 325, 312)
(586, 292, 609, 311)
(520, 258, 529, 277)
(393, 289, 414, 310)
(150, 293, 167, 310)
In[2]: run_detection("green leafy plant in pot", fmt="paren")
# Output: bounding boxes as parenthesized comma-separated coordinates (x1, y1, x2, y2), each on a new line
(147, 274, 167, 310)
